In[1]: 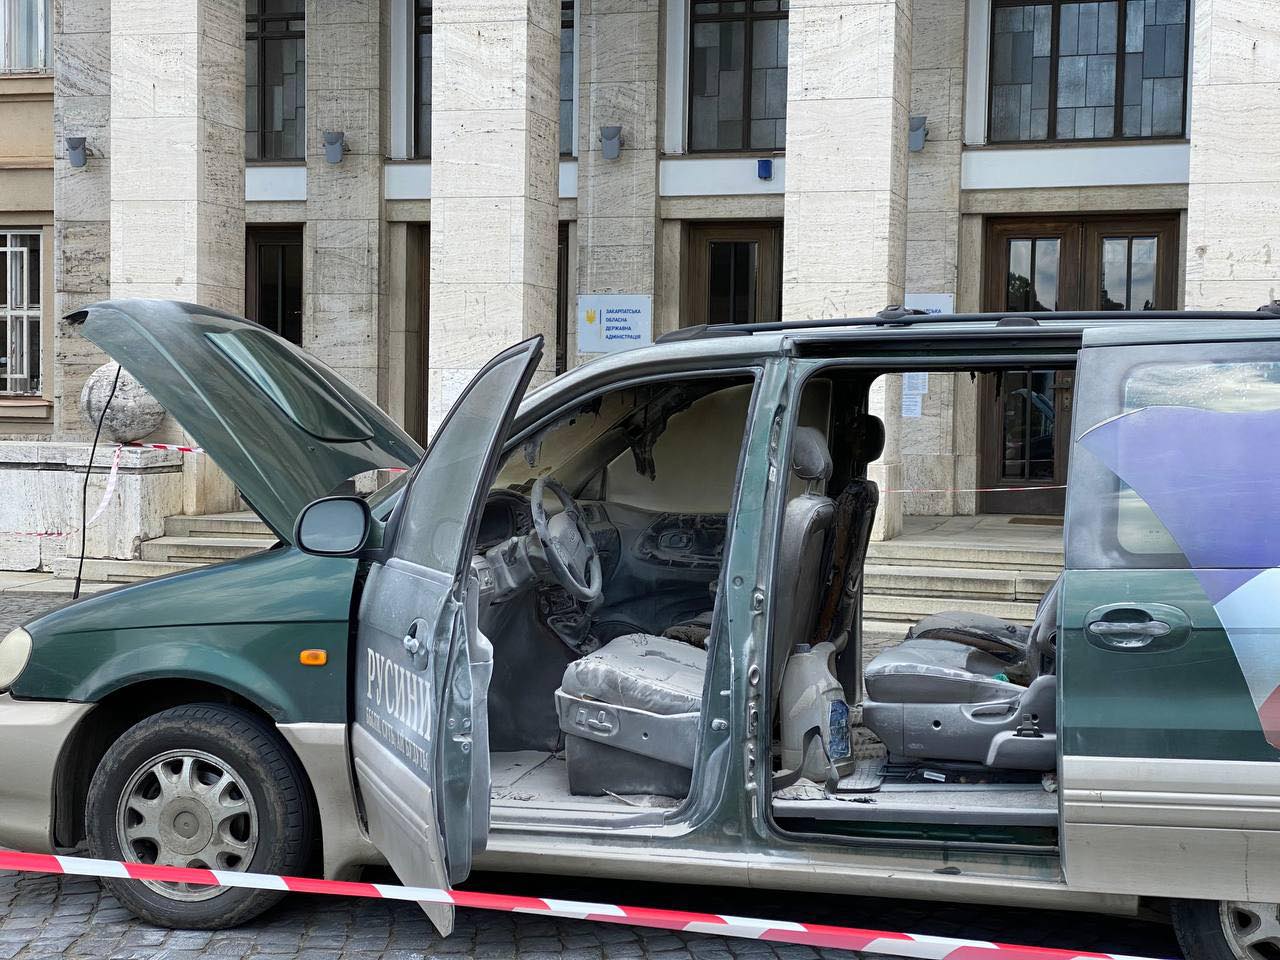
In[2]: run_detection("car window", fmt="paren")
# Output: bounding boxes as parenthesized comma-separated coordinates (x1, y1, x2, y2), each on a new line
(1067, 343, 1280, 570)
(394, 348, 534, 573)
(493, 376, 755, 514)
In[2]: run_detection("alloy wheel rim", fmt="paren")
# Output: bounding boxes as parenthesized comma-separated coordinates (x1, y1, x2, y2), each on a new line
(1221, 901, 1280, 960)
(114, 748, 259, 902)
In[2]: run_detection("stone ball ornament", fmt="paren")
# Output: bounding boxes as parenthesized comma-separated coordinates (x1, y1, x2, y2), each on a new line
(79, 362, 166, 443)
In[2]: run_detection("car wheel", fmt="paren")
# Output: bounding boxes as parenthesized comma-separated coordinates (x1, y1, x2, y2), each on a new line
(85, 703, 313, 929)
(1173, 899, 1280, 960)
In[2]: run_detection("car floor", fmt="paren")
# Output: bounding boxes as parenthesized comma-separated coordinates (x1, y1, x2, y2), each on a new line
(489, 750, 683, 820)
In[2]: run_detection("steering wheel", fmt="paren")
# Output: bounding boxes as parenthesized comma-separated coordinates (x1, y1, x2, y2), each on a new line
(529, 478, 603, 603)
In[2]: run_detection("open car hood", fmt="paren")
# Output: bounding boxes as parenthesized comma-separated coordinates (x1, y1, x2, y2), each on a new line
(69, 299, 423, 541)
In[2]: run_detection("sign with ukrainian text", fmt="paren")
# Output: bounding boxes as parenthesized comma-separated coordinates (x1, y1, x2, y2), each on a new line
(577, 295, 653, 354)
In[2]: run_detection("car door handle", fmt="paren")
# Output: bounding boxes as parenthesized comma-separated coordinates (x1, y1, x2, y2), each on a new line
(1088, 620, 1170, 648)
(1085, 603, 1191, 652)
(402, 619, 425, 656)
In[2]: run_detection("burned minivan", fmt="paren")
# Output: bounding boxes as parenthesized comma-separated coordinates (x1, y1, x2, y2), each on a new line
(2, 298, 1280, 959)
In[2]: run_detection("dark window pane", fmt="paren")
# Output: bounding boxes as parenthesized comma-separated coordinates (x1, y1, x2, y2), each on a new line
(1121, 0, 1186, 137)
(689, 5, 786, 152)
(1006, 239, 1033, 311)
(246, 8, 305, 160)
(1002, 371, 1029, 479)
(1032, 238, 1059, 310)
(990, 4, 1050, 142)
(559, 1, 574, 155)
(707, 241, 758, 324)
(1130, 236, 1158, 309)
(1100, 237, 1130, 309)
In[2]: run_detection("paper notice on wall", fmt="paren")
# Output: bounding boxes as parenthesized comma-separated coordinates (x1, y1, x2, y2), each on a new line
(903, 292, 955, 316)
(902, 372, 929, 396)
(901, 394, 923, 418)
(577, 295, 654, 354)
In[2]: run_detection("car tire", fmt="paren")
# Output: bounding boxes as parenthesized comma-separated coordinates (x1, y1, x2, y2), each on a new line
(85, 703, 314, 929)
(1172, 899, 1280, 960)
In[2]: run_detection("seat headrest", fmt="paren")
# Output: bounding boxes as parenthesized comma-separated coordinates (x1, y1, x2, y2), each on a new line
(859, 414, 885, 463)
(791, 427, 833, 482)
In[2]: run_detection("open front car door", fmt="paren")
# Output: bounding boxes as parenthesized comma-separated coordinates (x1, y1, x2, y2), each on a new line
(351, 338, 543, 935)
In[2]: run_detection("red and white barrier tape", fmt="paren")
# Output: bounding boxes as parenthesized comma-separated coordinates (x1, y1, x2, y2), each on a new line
(0, 850, 1163, 960)
(122, 441, 205, 454)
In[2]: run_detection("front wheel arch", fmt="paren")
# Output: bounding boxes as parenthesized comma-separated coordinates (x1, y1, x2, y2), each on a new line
(53, 679, 320, 866)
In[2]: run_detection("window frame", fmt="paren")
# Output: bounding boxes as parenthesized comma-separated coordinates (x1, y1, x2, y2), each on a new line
(245, 2, 306, 163)
(413, 0, 431, 159)
(0, 229, 42, 397)
(986, 0, 1190, 147)
(687, 0, 789, 155)
(0, 0, 49, 75)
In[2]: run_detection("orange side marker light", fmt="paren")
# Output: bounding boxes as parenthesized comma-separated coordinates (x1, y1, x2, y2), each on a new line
(299, 649, 328, 667)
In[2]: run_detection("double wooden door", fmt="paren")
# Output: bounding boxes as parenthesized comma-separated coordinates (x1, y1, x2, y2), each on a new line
(978, 215, 1179, 514)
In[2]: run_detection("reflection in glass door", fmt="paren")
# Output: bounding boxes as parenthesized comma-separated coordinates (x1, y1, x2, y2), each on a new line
(978, 214, 1178, 514)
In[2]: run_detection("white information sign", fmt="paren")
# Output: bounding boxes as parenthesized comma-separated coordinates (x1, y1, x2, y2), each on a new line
(577, 295, 653, 354)
(901, 394, 923, 418)
(903, 292, 955, 316)
(902, 371, 929, 396)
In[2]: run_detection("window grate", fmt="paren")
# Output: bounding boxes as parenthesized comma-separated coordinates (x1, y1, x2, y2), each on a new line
(0, 231, 41, 396)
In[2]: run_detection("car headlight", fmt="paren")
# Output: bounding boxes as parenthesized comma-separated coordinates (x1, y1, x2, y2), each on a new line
(0, 627, 32, 691)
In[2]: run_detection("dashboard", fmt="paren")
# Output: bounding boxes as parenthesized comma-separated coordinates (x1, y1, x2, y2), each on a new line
(476, 489, 534, 552)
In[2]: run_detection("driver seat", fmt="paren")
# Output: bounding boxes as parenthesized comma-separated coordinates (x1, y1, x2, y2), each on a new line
(554, 427, 836, 796)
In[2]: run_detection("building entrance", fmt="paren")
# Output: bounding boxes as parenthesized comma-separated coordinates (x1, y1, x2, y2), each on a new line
(977, 213, 1178, 513)
(685, 221, 782, 326)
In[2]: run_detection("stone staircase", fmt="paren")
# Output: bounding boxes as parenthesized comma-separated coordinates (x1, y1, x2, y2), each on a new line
(52, 511, 277, 584)
(859, 515, 1064, 656)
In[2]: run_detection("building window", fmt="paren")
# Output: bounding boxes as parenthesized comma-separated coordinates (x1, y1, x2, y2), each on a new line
(414, 0, 432, 158)
(0, 0, 48, 73)
(560, 1, 574, 156)
(988, 0, 1188, 144)
(689, 0, 788, 153)
(0, 231, 41, 395)
(246, 0, 305, 161)
(246, 226, 303, 345)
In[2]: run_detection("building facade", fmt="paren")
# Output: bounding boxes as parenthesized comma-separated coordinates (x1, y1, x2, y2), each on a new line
(0, 0, 1275, 571)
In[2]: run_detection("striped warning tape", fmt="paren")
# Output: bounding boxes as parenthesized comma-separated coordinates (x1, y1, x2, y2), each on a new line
(0, 850, 1164, 960)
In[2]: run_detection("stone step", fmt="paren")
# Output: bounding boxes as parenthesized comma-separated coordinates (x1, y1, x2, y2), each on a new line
(140, 535, 273, 563)
(866, 539, 1063, 573)
(51, 557, 205, 583)
(862, 592, 1040, 625)
(163, 512, 275, 540)
(864, 564, 1056, 602)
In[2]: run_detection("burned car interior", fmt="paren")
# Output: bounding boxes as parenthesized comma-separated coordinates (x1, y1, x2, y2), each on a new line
(465, 364, 1061, 844)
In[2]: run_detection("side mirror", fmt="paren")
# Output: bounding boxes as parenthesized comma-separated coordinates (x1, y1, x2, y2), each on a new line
(294, 496, 372, 557)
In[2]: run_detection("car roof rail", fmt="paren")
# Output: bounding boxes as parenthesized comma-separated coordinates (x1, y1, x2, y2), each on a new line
(997, 315, 1040, 327)
(1258, 300, 1280, 317)
(876, 305, 930, 322)
(654, 324, 753, 344)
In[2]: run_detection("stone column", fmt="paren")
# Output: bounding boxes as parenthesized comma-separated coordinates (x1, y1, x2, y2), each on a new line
(902, 0, 970, 518)
(109, 0, 244, 514)
(305, 0, 386, 405)
(52, 0, 113, 440)
(782, 0, 912, 539)
(575, 0, 660, 360)
(427, 0, 560, 430)
(1184, 1, 1280, 309)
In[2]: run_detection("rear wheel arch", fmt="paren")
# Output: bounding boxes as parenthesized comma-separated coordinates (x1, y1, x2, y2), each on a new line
(53, 678, 321, 866)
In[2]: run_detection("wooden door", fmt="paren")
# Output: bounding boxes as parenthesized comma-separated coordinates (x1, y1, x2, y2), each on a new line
(686, 221, 782, 327)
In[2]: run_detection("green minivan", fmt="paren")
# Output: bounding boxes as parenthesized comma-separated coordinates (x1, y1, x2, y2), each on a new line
(2, 298, 1280, 958)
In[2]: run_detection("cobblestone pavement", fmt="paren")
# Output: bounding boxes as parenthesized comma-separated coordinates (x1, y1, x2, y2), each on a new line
(0, 592, 1183, 959)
